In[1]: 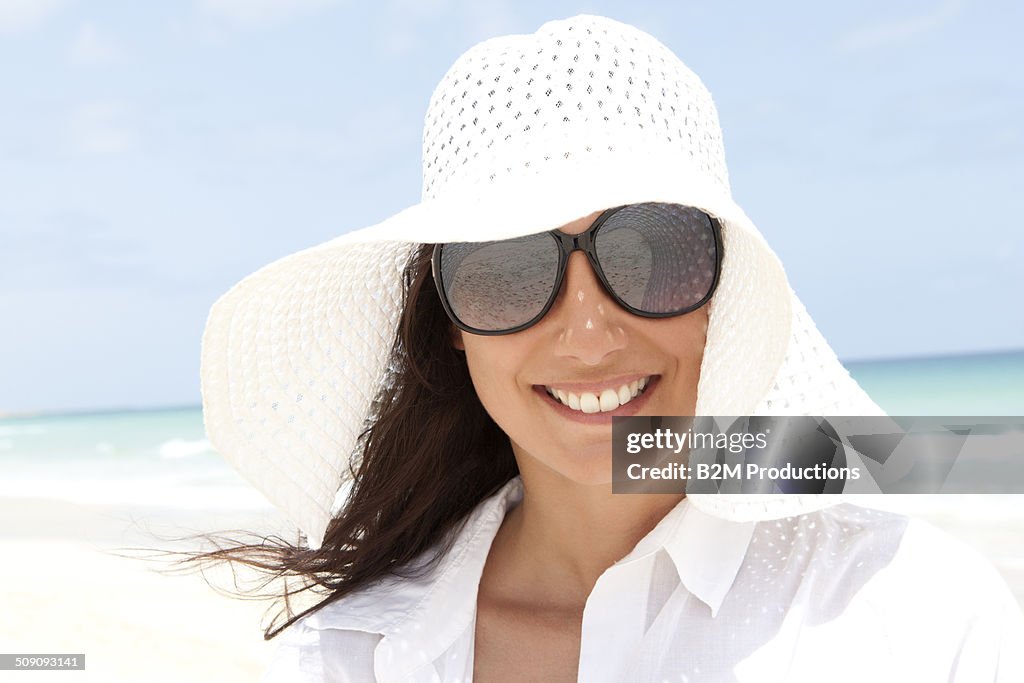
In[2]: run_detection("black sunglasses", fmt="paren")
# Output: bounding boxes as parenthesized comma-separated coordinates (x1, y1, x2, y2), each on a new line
(432, 202, 722, 335)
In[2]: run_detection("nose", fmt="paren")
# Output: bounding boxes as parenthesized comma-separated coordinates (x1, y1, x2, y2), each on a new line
(545, 251, 628, 365)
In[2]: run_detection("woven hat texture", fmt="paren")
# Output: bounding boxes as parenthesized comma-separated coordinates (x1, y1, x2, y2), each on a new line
(200, 15, 883, 550)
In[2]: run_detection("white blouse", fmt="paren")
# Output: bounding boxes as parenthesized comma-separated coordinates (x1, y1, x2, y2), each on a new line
(261, 477, 1024, 682)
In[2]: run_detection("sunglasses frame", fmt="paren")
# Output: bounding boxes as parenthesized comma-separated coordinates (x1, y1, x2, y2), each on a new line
(431, 204, 723, 336)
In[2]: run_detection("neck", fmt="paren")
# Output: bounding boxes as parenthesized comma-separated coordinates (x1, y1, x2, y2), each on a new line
(487, 459, 683, 608)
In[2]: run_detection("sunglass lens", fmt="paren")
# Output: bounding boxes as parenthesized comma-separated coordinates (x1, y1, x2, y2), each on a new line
(439, 233, 560, 332)
(593, 204, 717, 314)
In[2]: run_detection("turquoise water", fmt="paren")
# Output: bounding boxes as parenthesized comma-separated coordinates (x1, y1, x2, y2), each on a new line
(0, 406, 266, 508)
(846, 349, 1024, 415)
(1, 350, 1021, 507)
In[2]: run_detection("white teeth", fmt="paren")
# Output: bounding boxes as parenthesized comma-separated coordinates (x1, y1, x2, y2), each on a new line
(567, 392, 581, 410)
(545, 377, 653, 414)
(599, 389, 618, 411)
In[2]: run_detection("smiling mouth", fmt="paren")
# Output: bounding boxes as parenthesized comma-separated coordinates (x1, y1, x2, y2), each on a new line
(542, 376, 653, 414)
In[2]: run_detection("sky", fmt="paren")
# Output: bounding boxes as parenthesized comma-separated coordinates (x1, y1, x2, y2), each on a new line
(0, 0, 1022, 414)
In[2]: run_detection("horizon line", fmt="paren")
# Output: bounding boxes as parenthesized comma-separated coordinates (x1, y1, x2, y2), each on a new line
(3, 346, 1022, 420)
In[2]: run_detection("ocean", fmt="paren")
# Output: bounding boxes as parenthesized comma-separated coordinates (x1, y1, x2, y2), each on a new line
(1, 350, 1022, 509)
(0, 406, 268, 510)
(845, 349, 1024, 416)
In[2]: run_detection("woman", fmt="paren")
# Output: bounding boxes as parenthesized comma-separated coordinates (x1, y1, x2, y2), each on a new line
(197, 15, 1023, 682)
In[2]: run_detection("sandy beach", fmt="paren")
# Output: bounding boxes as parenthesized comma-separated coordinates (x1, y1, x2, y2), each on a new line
(1, 495, 1022, 681)
(0, 498, 314, 682)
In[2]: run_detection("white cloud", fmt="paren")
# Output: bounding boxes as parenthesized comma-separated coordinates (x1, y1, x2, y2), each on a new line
(198, 0, 343, 27)
(837, 0, 965, 53)
(69, 102, 138, 156)
(0, 0, 64, 33)
(69, 21, 119, 66)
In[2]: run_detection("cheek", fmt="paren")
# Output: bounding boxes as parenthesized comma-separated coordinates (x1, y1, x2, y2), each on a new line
(650, 310, 708, 414)
(461, 337, 529, 418)
(663, 308, 709, 372)
(689, 313, 709, 359)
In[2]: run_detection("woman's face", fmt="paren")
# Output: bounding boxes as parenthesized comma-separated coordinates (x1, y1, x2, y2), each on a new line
(454, 210, 709, 485)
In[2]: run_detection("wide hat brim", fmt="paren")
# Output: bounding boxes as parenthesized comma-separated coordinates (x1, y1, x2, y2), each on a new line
(200, 145, 883, 550)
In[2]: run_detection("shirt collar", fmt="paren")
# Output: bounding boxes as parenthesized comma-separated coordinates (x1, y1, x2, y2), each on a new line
(309, 477, 523, 681)
(664, 501, 756, 616)
(307, 477, 755, 678)
(608, 489, 755, 617)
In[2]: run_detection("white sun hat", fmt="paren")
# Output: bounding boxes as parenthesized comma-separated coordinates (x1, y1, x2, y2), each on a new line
(200, 14, 884, 550)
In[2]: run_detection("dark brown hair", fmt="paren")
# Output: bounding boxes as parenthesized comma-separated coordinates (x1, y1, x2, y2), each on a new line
(138, 244, 517, 639)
